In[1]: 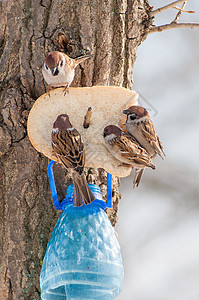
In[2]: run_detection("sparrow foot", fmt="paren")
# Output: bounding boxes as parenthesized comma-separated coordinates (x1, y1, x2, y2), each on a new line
(47, 86, 53, 98)
(63, 84, 69, 96)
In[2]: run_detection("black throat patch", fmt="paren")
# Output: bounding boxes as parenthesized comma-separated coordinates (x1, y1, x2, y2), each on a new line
(53, 68, 59, 76)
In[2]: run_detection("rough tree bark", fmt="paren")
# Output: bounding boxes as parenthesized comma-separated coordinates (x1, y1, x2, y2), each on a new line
(0, 0, 151, 298)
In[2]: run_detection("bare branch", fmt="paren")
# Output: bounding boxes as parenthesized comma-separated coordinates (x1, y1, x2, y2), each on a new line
(149, 0, 191, 17)
(172, 1, 187, 23)
(173, 6, 195, 14)
(149, 22, 199, 34)
(149, 1, 199, 34)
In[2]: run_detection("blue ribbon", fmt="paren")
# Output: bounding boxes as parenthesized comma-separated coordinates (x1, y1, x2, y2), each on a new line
(47, 160, 61, 210)
(106, 172, 112, 208)
(47, 160, 112, 210)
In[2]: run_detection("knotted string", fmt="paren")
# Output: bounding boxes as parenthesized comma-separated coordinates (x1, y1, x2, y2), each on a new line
(47, 160, 112, 210)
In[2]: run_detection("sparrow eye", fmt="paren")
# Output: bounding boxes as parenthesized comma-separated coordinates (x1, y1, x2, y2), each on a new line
(130, 115, 136, 121)
(60, 60, 63, 67)
(45, 64, 48, 70)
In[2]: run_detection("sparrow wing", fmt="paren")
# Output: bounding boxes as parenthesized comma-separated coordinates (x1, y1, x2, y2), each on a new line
(139, 119, 165, 158)
(139, 118, 157, 142)
(157, 136, 166, 157)
(62, 53, 76, 69)
(124, 133, 148, 154)
(112, 134, 156, 169)
(52, 128, 85, 174)
(74, 55, 91, 68)
(62, 53, 91, 68)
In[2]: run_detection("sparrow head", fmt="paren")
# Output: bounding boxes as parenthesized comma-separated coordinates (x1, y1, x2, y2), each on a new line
(103, 125, 122, 139)
(44, 51, 65, 76)
(53, 114, 73, 131)
(123, 105, 149, 124)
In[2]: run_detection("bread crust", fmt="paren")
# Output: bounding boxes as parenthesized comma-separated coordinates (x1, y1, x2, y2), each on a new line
(27, 86, 138, 177)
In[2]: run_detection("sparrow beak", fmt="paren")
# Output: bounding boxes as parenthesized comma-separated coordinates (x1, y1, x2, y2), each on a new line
(50, 67, 55, 74)
(123, 109, 129, 115)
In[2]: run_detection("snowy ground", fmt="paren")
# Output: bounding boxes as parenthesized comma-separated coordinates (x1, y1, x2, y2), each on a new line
(117, 1, 199, 299)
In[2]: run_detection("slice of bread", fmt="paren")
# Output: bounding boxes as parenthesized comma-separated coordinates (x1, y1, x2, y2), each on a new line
(27, 86, 138, 177)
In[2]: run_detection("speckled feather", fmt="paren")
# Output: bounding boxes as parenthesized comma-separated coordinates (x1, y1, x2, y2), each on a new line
(138, 118, 166, 158)
(52, 128, 85, 175)
(51, 124, 95, 207)
(124, 106, 166, 159)
(109, 133, 156, 169)
(124, 105, 166, 187)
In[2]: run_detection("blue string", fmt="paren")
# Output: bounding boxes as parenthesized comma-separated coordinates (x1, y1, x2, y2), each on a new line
(106, 173, 112, 208)
(47, 160, 62, 210)
(47, 160, 112, 211)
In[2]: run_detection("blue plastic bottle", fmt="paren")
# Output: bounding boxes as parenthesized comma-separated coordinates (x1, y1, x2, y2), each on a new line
(40, 161, 124, 299)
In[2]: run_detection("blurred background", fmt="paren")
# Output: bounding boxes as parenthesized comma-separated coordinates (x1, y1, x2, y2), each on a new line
(117, 1, 199, 299)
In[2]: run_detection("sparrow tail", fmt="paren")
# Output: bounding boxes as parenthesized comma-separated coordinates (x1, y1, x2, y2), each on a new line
(72, 173, 95, 207)
(73, 177, 84, 207)
(74, 55, 92, 67)
(149, 162, 156, 170)
(133, 168, 145, 188)
(134, 154, 156, 170)
(157, 136, 166, 159)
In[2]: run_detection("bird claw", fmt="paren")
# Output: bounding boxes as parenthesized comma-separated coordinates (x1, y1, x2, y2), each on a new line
(46, 86, 53, 98)
(63, 85, 69, 96)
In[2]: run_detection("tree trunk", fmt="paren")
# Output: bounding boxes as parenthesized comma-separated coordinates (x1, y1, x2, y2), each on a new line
(0, 0, 151, 298)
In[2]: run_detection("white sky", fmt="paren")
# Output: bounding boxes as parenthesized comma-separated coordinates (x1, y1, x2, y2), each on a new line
(117, 1, 199, 299)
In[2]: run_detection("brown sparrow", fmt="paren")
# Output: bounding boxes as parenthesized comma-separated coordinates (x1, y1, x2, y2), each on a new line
(52, 114, 95, 207)
(123, 105, 166, 186)
(42, 51, 91, 93)
(103, 125, 156, 177)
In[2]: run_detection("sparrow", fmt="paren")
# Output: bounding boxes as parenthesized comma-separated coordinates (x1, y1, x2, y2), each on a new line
(103, 125, 156, 180)
(123, 105, 166, 187)
(52, 114, 95, 207)
(42, 51, 91, 94)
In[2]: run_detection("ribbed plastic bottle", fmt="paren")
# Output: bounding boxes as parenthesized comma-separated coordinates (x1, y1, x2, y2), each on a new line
(40, 184, 124, 300)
